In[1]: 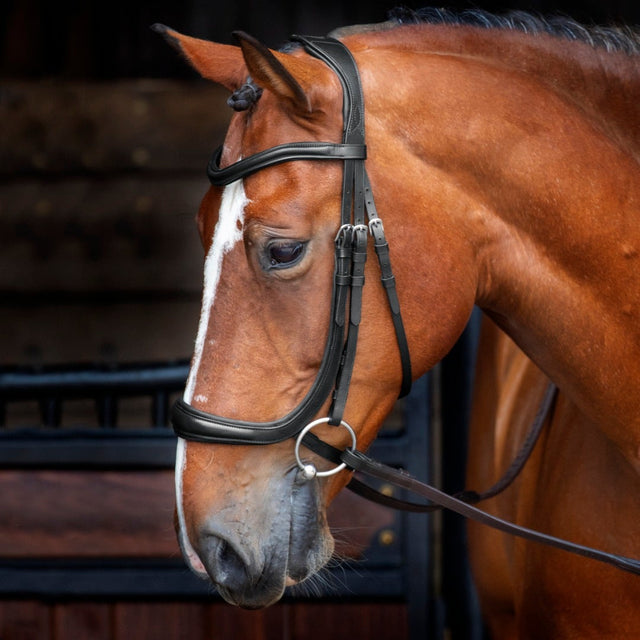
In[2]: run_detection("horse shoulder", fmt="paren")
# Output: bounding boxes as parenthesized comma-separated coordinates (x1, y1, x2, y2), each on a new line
(468, 319, 640, 639)
(466, 319, 548, 639)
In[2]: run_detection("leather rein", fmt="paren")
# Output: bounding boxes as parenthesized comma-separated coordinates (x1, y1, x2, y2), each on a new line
(171, 35, 640, 576)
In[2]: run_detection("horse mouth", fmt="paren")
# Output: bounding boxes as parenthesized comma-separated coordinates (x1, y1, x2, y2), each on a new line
(200, 528, 330, 609)
(180, 467, 333, 608)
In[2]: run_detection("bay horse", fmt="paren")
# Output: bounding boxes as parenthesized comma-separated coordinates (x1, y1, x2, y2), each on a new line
(156, 8, 640, 637)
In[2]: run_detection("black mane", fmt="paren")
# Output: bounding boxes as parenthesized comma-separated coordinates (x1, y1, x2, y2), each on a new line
(388, 7, 640, 55)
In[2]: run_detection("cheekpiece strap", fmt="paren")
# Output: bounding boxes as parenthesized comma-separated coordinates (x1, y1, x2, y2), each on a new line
(294, 35, 412, 421)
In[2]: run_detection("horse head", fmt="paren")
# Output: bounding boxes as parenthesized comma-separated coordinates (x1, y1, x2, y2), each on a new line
(156, 25, 479, 608)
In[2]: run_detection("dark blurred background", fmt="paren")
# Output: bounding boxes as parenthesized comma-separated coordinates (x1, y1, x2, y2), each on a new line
(1, 0, 638, 370)
(2, 0, 639, 80)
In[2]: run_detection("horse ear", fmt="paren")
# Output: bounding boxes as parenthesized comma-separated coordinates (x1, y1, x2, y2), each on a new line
(152, 24, 246, 92)
(232, 31, 313, 114)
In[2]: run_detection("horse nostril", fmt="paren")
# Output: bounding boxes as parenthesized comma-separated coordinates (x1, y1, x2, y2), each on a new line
(217, 539, 240, 572)
(217, 538, 233, 564)
(206, 536, 249, 591)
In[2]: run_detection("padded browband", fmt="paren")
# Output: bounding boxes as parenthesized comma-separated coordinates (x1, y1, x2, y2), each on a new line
(208, 142, 366, 186)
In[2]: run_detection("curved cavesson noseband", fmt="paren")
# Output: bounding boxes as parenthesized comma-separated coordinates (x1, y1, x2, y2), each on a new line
(171, 34, 412, 447)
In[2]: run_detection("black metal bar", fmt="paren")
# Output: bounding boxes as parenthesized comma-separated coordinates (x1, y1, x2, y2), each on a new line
(0, 429, 178, 469)
(152, 390, 169, 427)
(0, 558, 405, 599)
(97, 394, 118, 428)
(39, 397, 61, 427)
(0, 362, 189, 401)
(0, 361, 189, 433)
(402, 374, 433, 640)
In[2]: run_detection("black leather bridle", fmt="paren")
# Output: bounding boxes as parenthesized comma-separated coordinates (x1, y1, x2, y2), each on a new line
(171, 35, 640, 576)
(172, 34, 412, 447)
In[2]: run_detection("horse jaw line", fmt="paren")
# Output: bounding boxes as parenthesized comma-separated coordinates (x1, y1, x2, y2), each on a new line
(176, 179, 248, 576)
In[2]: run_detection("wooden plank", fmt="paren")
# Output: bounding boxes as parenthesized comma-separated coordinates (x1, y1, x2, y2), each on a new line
(52, 603, 111, 640)
(205, 602, 287, 640)
(327, 486, 395, 559)
(114, 602, 207, 639)
(0, 600, 409, 640)
(0, 470, 178, 557)
(0, 601, 52, 640)
(0, 466, 396, 562)
(290, 602, 408, 640)
(0, 176, 205, 294)
(0, 600, 408, 640)
(0, 81, 231, 175)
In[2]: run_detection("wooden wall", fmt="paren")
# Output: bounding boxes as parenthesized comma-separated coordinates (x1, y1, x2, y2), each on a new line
(0, 465, 405, 639)
(0, 467, 396, 559)
(0, 601, 408, 640)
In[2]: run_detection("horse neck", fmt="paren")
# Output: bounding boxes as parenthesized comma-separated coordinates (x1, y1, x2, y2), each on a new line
(471, 44, 640, 462)
(354, 27, 640, 466)
(357, 24, 640, 153)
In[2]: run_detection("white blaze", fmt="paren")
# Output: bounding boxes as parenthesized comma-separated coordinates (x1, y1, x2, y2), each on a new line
(184, 179, 249, 403)
(176, 179, 249, 571)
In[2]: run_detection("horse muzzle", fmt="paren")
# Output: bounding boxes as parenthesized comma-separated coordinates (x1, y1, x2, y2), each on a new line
(188, 467, 333, 609)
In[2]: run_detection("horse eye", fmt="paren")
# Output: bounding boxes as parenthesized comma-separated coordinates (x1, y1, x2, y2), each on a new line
(268, 241, 305, 268)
